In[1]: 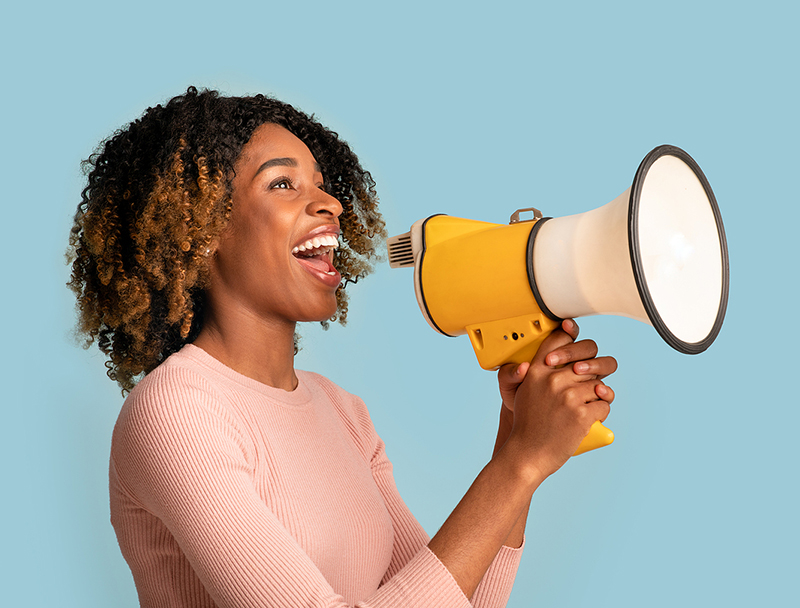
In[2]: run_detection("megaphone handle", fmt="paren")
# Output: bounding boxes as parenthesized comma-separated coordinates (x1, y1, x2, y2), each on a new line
(471, 315, 614, 456)
(574, 420, 614, 455)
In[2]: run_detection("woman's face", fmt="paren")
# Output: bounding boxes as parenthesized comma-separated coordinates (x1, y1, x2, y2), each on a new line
(208, 123, 344, 327)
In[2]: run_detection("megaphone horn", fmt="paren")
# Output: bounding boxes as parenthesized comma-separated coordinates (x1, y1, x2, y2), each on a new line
(387, 145, 730, 455)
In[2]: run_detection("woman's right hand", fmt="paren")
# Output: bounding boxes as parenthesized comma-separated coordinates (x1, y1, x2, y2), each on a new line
(502, 325, 617, 481)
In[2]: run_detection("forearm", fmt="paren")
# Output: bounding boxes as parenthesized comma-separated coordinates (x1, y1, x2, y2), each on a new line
(491, 408, 530, 550)
(503, 496, 531, 550)
(435, 321, 616, 599)
(427, 439, 543, 599)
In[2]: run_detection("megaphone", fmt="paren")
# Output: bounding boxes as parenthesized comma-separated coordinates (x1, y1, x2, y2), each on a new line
(387, 145, 729, 455)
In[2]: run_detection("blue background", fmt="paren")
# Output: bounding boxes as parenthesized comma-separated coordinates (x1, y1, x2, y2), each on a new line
(2, 1, 797, 605)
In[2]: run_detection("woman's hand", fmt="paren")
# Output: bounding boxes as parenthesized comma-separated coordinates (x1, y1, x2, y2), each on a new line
(494, 319, 617, 476)
(430, 320, 618, 595)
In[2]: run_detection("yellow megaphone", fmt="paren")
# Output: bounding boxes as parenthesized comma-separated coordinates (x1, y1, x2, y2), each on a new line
(387, 145, 729, 455)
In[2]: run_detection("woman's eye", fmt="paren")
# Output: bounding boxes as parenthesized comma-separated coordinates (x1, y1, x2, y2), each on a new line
(269, 177, 293, 190)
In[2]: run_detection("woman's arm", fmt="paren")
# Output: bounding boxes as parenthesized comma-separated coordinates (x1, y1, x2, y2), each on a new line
(112, 369, 477, 608)
(427, 320, 617, 599)
(493, 319, 616, 550)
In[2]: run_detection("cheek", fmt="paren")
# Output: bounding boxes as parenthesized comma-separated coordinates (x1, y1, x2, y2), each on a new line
(213, 195, 300, 284)
(226, 206, 279, 257)
(241, 201, 293, 244)
(212, 222, 267, 286)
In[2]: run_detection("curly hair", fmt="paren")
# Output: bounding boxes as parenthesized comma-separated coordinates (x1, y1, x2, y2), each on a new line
(68, 87, 385, 393)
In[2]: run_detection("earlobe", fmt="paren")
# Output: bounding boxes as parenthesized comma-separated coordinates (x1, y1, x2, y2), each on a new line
(204, 240, 220, 258)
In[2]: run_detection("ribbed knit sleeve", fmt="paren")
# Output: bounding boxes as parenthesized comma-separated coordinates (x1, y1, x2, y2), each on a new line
(368, 434, 524, 608)
(313, 375, 523, 607)
(109, 346, 522, 608)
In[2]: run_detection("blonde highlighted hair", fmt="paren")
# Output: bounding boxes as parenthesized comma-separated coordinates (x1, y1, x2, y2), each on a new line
(68, 87, 384, 392)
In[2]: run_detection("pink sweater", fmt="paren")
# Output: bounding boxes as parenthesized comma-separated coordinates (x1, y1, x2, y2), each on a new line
(110, 345, 522, 607)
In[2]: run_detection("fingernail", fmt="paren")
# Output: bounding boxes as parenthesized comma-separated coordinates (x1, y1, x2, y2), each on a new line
(575, 362, 589, 373)
(547, 355, 559, 366)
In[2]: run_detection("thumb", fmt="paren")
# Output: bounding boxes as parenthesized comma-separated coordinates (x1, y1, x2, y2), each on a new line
(498, 361, 530, 392)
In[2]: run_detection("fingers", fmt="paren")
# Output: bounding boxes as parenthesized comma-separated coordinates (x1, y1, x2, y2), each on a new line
(579, 381, 612, 423)
(583, 382, 613, 424)
(540, 319, 580, 366)
(596, 383, 615, 405)
(535, 327, 578, 366)
(561, 319, 579, 340)
(545, 338, 599, 367)
(572, 355, 618, 380)
(506, 338, 615, 473)
(555, 377, 613, 426)
(497, 361, 531, 413)
(497, 361, 530, 390)
(590, 396, 612, 424)
(580, 382, 615, 409)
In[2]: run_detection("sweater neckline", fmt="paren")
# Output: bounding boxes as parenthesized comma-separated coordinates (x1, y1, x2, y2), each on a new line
(177, 344, 313, 407)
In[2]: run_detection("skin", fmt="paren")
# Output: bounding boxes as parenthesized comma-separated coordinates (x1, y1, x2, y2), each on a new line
(429, 321, 616, 598)
(194, 123, 343, 391)
(194, 122, 619, 600)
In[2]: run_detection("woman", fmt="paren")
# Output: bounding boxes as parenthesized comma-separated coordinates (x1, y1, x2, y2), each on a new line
(68, 87, 617, 607)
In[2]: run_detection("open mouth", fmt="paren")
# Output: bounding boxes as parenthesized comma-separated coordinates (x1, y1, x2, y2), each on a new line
(291, 234, 340, 280)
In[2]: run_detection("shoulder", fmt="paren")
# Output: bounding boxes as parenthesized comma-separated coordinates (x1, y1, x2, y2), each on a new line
(122, 349, 223, 423)
(298, 370, 371, 422)
(113, 348, 247, 460)
(297, 370, 383, 462)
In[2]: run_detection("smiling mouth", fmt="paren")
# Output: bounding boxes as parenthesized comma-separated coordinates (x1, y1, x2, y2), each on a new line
(292, 234, 340, 277)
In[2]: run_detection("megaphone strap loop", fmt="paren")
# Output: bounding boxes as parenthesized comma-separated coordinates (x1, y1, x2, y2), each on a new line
(509, 207, 543, 224)
(526, 217, 562, 322)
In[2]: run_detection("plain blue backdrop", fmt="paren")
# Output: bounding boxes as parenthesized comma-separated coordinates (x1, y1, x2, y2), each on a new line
(2, 1, 797, 606)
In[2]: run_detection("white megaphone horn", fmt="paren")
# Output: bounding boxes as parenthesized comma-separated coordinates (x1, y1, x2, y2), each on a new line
(387, 144, 730, 455)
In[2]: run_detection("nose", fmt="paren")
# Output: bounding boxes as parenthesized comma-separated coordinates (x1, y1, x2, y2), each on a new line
(309, 188, 343, 219)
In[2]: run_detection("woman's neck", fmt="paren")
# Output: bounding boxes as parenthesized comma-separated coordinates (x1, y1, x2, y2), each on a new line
(193, 305, 298, 392)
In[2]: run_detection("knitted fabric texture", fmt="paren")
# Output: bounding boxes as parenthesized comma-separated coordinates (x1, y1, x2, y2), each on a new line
(110, 345, 522, 607)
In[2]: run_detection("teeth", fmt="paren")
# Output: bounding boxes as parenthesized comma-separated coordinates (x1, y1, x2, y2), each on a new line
(292, 234, 339, 255)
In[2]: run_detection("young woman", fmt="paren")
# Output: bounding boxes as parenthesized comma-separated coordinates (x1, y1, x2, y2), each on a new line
(68, 87, 617, 608)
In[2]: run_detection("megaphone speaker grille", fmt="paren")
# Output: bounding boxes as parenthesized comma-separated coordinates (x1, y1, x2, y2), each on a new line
(629, 145, 730, 354)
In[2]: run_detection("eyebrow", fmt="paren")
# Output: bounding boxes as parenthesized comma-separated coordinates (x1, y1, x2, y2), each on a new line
(254, 157, 323, 178)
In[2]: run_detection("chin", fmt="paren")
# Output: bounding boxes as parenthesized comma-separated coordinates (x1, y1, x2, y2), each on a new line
(297, 300, 339, 324)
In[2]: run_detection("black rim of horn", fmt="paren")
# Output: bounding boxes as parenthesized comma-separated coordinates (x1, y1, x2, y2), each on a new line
(628, 145, 730, 354)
